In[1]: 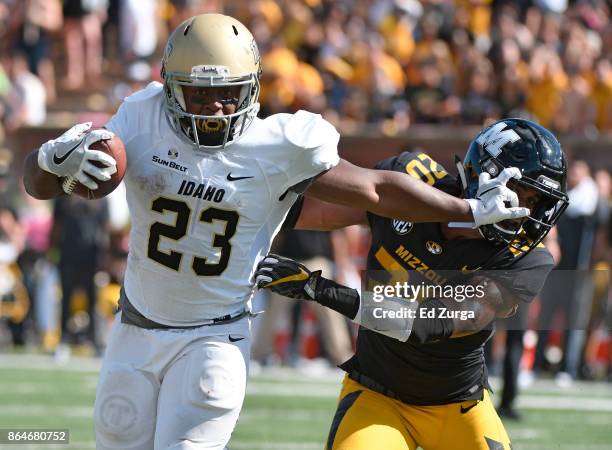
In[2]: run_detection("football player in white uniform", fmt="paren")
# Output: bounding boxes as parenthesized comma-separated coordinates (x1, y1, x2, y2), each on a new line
(23, 14, 529, 450)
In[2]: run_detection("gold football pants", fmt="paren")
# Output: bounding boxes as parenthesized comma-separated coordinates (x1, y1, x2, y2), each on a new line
(325, 375, 511, 450)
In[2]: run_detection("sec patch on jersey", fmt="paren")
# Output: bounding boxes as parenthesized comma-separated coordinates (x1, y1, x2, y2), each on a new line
(64, 132, 127, 199)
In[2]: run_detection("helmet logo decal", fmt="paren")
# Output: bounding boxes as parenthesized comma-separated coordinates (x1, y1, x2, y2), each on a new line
(251, 39, 261, 68)
(191, 65, 230, 78)
(168, 148, 178, 159)
(426, 241, 443, 255)
(476, 122, 520, 157)
(392, 219, 413, 235)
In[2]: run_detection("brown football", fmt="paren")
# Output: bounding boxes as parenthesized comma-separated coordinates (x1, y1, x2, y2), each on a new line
(70, 132, 127, 199)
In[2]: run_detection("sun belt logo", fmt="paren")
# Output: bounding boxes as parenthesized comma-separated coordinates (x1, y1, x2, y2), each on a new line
(168, 148, 178, 159)
(476, 122, 520, 157)
(152, 155, 188, 173)
(426, 240, 443, 255)
(392, 219, 413, 235)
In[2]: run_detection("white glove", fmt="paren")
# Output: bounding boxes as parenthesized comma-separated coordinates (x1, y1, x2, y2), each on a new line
(466, 167, 530, 227)
(37, 122, 117, 190)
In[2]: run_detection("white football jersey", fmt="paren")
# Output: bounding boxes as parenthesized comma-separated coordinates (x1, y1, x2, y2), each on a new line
(105, 82, 339, 326)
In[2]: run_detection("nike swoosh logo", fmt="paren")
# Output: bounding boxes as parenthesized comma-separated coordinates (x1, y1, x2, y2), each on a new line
(227, 173, 254, 181)
(53, 138, 84, 165)
(264, 268, 309, 287)
(461, 265, 481, 274)
(229, 335, 245, 342)
(460, 402, 478, 414)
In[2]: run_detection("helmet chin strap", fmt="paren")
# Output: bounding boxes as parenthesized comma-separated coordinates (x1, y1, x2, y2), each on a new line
(493, 221, 523, 233)
(455, 155, 468, 191)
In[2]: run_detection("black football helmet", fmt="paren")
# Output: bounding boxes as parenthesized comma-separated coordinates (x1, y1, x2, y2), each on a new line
(457, 118, 569, 258)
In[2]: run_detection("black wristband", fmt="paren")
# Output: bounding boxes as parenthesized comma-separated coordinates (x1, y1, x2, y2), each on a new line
(313, 276, 361, 320)
(409, 299, 455, 344)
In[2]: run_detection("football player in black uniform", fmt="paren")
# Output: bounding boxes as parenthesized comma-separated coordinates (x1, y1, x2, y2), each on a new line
(256, 119, 569, 450)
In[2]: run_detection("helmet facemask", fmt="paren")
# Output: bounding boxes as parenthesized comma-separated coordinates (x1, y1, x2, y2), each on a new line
(457, 154, 569, 258)
(163, 65, 260, 149)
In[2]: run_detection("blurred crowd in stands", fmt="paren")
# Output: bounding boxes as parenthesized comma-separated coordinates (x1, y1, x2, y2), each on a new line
(0, 0, 611, 135)
(0, 0, 612, 422)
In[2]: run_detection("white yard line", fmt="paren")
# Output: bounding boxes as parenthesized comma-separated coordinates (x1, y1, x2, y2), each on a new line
(246, 382, 612, 412)
(230, 442, 321, 450)
(0, 378, 97, 394)
(238, 409, 329, 423)
(6, 389, 611, 415)
(0, 354, 101, 372)
(489, 376, 612, 398)
(2, 353, 611, 397)
(246, 383, 340, 399)
(516, 396, 612, 412)
(0, 405, 92, 418)
(2, 377, 612, 413)
(506, 428, 545, 440)
(514, 445, 612, 450)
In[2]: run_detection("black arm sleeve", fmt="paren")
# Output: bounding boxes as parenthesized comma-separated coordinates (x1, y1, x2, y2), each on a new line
(315, 279, 453, 343)
(314, 276, 361, 320)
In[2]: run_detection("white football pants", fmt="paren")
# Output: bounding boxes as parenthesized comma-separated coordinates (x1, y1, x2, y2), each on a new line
(94, 313, 250, 450)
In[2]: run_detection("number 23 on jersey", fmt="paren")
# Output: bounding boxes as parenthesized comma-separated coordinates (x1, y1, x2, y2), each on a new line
(147, 197, 239, 276)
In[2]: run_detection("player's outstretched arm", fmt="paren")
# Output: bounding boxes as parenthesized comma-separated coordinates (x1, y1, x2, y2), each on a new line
(23, 123, 116, 200)
(307, 159, 470, 223)
(293, 196, 367, 230)
(306, 159, 528, 227)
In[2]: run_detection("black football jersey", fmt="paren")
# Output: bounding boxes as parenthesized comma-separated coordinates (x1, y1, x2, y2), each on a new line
(339, 151, 554, 405)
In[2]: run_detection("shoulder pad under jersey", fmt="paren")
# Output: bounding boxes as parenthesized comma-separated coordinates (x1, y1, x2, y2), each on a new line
(284, 110, 338, 149)
(124, 81, 164, 104)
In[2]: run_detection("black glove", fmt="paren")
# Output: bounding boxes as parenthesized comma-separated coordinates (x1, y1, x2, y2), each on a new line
(255, 254, 322, 301)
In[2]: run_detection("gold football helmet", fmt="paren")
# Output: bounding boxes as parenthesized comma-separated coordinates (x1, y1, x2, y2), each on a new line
(161, 14, 262, 148)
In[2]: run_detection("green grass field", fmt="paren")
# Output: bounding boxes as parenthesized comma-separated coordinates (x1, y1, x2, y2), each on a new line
(1, 354, 611, 450)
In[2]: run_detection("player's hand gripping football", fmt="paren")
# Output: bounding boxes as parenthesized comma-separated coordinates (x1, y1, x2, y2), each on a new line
(466, 167, 530, 227)
(37, 122, 117, 191)
(255, 254, 321, 301)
